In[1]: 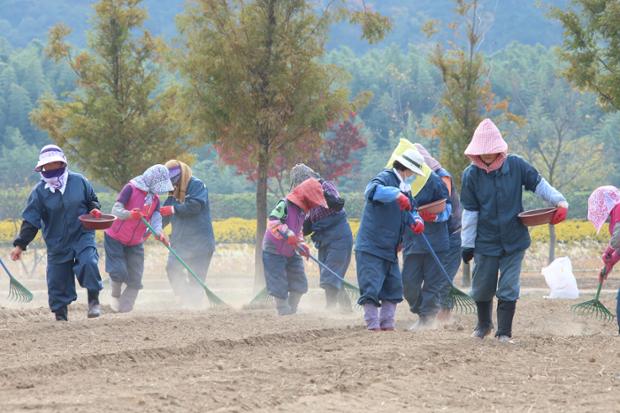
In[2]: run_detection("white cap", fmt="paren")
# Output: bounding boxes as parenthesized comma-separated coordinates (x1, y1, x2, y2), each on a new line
(394, 149, 425, 176)
(35, 145, 67, 172)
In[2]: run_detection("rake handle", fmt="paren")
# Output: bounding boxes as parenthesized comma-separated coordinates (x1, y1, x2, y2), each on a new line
(412, 218, 456, 287)
(276, 229, 359, 290)
(0, 257, 14, 280)
(140, 217, 215, 297)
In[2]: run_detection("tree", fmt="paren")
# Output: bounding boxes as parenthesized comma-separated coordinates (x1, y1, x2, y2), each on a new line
(31, 0, 193, 190)
(551, 0, 620, 111)
(176, 0, 389, 288)
(424, 0, 521, 189)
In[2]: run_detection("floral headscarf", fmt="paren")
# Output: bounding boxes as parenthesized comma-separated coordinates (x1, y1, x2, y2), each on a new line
(587, 186, 620, 233)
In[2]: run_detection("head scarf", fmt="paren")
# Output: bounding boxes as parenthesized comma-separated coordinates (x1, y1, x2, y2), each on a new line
(290, 163, 319, 190)
(413, 143, 441, 172)
(287, 178, 328, 213)
(464, 119, 508, 173)
(130, 164, 174, 203)
(587, 186, 620, 233)
(35, 145, 69, 193)
(165, 160, 193, 202)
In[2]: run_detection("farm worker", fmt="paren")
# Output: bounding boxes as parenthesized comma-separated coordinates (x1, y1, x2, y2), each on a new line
(10, 145, 103, 321)
(461, 119, 568, 342)
(400, 145, 452, 331)
(414, 143, 462, 323)
(161, 160, 216, 307)
(290, 164, 353, 312)
(355, 149, 426, 331)
(586, 185, 620, 334)
(104, 164, 172, 313)
(263, 177, 328, 315)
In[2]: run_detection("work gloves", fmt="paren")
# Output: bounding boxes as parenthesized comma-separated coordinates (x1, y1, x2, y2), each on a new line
(397, 193, 411, 211)
(89, 208, 102, 219)
(160, 206, 174, 217)
(419, 210, 437, 222)
(462, 248, 475, 264)
(550, 201, 568, 225)
(409, 219, 424, 234)
(130, 208, 143, 220)
(601, 246, 620, 277)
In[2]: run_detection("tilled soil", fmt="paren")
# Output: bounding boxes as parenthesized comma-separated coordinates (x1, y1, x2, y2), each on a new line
(0, 292, 619, 413)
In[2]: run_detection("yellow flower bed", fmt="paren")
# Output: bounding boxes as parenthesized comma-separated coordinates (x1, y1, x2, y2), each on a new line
(529, 220, 609, 243)
(0, 218, 609, 245)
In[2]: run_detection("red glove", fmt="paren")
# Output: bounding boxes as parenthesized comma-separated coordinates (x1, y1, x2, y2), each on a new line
(298, 243, 310, 259)
(397, 193, 411, 211)
(601, 246, 620, 273)
(410, 219, 424, 234)
(130, 208, 143, 220)
(550, 206, 567, 225)
(419, 210, 437, 222)
(285, 231, 299, 246)
(156, 233, 170, 247)
(89, 208, 102, 219)
(160, 206, 174, 217)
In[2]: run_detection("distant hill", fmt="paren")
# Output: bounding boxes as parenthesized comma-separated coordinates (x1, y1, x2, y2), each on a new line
(0, 0, 568, 52)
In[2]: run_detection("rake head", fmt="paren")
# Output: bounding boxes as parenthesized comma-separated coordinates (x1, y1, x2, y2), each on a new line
(571, 299, 615, 323)
(8, 276, 33, 303)
(442, 286, 477, 315)
(204, 287, 228, 308)
(243, 287, 274, 310)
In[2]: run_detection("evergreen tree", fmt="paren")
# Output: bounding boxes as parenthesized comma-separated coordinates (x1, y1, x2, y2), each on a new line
(31, 0, 192, 190)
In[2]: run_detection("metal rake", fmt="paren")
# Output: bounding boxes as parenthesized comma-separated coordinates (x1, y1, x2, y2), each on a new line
(0, 257, 33, 303)
(416, 224, 476, 315)
(571, 270, 615, 322)
(141, 217, 228, 307)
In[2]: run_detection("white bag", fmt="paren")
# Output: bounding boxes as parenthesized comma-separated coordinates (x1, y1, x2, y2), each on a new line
(541, 256, 580, 299)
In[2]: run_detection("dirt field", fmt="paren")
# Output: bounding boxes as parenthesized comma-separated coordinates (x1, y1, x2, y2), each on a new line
(0, 243, 619, 412)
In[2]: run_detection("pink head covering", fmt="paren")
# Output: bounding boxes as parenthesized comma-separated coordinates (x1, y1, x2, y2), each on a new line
(464, 119, 508, 173)
(414, 143, 441, 172)
(587, 186, 620, 233)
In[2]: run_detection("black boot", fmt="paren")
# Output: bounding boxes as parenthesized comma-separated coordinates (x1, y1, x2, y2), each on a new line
(54, 306, 68, 321)
(495, 300, 516, 341)
(324, 287, 338, 309)
(87, 290, 101, 318)
(471, 300, 493, 339)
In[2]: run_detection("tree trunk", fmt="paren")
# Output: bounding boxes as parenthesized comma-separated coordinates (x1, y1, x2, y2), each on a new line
(254, 139, 269, 291)
(548, 223, 556, 264)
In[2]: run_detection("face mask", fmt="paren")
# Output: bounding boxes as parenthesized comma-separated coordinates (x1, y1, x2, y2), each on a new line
(41, 166, 66, 179)
(405, 175, 415, 185)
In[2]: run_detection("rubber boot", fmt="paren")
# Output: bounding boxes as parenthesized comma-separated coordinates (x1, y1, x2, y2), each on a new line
(379, 301, 397, 331)
(275, 297, 293, 316)
(324, 286, 339, 309)
(118, 287, 139, 313)
(288, 292, 303, 314)
(54, 305, 68, 321)
(337, 289, 353, 314)
(363, 303, 380, 331)
(110, 280, 122, 312)
(471, 300, 494, 339)
(87, 290, 101, 318)
(495, 300, 516, 342)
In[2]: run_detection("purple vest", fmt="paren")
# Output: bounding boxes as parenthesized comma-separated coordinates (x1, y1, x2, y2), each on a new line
(262, 202, 305, 257)
(105, 184, 159, 246)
